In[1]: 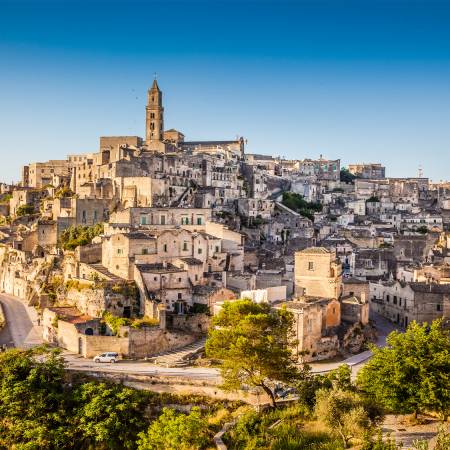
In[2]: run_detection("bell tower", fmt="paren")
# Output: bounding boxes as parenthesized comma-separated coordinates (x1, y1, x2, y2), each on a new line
(145, 79, 164, 145)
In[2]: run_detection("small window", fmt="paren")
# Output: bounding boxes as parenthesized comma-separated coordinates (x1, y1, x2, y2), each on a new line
(163, 244, 167, 252)
(198, 248, 202, 254)
(177, 293, 182, 300)
(308, 261, 314, 271)
(197, 217, 202, 225)
(183, 242, 188, 251)
(437, 304, 442, 311)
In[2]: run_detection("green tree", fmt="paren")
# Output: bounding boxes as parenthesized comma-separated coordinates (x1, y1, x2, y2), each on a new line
(340, 168, 357, 184)
(357, 320, 450, 419)
(16, 204, 36, 216)
(72, 382, 147, 450)
(281, 192, 322, 220)
(315, 388, 372, 448)
(0, 347, 69, 449)
(59, 223, 104, 251)
(137, 407, 209, 450)
(205, 299, 300, 407)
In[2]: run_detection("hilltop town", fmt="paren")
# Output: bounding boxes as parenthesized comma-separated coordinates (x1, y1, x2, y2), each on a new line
(0, 79, 448, 364)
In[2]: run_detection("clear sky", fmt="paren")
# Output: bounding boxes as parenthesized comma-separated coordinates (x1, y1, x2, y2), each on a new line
(1, 0, 450, 182)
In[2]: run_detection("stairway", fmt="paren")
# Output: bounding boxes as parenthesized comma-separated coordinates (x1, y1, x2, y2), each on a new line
(87, 263, 124, 282)
(151, 337, 207, 367)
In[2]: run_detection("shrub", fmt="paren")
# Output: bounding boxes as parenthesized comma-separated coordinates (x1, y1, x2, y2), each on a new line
(281, 192, 322, 220)
(59, 223, 104, 250)
(16, 204, 36, 216)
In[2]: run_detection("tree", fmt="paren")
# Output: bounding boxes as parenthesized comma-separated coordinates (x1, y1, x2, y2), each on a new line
(137, 407, 209, 450)
(281, 192, 322, 220)
(340, 167, 357, 184)
(16, 204, 36, 216)
(0, 347, 69, 449)
(72, 381, 147, 450)
(205, 299, 300, 407)
(59, 223, 104, 251)
(315, 388, 372, 448)
(357, 320, 450, 420)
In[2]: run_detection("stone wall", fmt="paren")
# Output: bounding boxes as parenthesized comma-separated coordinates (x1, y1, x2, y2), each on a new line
(166, 313, 211, 333)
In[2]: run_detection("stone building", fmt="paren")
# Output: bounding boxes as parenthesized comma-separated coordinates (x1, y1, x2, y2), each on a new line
(294, 247, 342, 299)
(348, 163, 386, 179)
(370, 280, 450, 326)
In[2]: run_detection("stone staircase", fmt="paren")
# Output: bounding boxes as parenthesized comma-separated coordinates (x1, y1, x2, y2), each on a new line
(87, 263, 124, 282)
(151, 337, 207, 367)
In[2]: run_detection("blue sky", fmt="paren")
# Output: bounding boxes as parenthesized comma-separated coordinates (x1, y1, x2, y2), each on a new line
(1, 0, 450, 182)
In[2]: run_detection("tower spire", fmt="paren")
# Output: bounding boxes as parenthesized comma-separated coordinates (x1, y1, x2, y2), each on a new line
(145, 78, 164, 148)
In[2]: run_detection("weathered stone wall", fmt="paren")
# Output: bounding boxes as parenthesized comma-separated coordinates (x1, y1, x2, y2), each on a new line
(167, 313, 211, 333)
(127, 327, 196, 359)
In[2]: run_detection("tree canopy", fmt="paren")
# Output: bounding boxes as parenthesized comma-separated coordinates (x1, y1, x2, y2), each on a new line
(281, 192, 322, 220)
(59, 223, 104, 251)
(205, 299, 300, 407)
(357, 320, 450, 419)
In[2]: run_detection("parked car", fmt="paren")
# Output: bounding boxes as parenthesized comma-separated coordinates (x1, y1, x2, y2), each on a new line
(93, 352, 119, 363)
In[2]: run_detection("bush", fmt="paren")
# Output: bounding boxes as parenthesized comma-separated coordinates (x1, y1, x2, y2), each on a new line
(16, 204, 36, 216)
(59, 223, 104, 251)
(281, 192, 322, 220)
(103, 311, 130, 336)
(137, 407, 210, 450)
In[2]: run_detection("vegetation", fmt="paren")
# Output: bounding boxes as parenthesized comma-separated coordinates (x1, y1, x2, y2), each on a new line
(281, 192, 322, 220)
(357, 319, 450, 420)
(206, 299, 300, 407)
(366, 195, 380, 203)
(55, 186, 75, 198)
(59, 223, 104, 250)
(315, 388, 373, 447)
(137, 407, 209, 450)
(0, 347, 236, 450)
(102, 311, 132, 336)
(16, 203, 36, 216)
(340, 167, 357, 184)
(0, 193, 12, 204)
(415, 225, 428, 234)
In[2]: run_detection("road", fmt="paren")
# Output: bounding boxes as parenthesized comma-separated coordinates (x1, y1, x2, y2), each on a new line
(0, 293, 43, 348)
(0, 293, 398, 381)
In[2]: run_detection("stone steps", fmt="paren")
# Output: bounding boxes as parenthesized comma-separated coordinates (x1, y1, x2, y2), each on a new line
(88, 263, 124, 282)
(152, 337, 207, 367)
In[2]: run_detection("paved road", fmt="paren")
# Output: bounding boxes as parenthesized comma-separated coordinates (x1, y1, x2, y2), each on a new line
(0, 293, 43, 348)
(0, 293, 398, 381)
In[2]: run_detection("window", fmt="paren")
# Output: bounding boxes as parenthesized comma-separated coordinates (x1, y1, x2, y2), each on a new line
(393, 296, 397, 305)
(197, 217, 202, 225)
(215, 245, 220, 253)
(308, 261, 314, 271)
(177, 293, 182, 300)
(142, 248, 148, 255)
(386, 295, 390, 303)
(117, 249, 123, 255)
(140, 216, 147, 225)
(160, 215, 166, 225)
(163, 244, 167, 252)
(178, 277, 181, 282)
(437, 304, 442, 311)
(195, 274, 198, 281)
(183, 242, 188, 251)
(198, 248, 202, 254)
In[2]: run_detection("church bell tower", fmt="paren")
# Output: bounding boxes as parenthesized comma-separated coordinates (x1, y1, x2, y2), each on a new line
(145, 79, 164, 146)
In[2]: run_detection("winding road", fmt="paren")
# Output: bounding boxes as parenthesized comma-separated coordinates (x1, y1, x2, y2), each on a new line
(0, 293, 397, 381)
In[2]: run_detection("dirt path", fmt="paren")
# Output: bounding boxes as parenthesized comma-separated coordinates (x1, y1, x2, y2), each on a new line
(381, 414, 449, 449)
